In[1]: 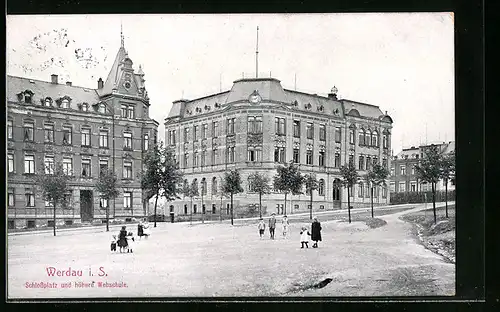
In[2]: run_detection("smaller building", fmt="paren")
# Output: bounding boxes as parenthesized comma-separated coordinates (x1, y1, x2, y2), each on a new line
(389, 141, 455, 195)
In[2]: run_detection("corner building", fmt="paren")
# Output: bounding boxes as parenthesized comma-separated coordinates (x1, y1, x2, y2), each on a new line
(7, 41, 159, 229)
(165, 78, 393, 218)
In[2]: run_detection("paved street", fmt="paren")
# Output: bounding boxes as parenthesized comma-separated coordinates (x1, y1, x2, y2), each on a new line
(7, 203, 455, 298)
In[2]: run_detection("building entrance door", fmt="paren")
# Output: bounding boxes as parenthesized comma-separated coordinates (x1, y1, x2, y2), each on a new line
(80, 190, 93, 222)
(332, 179, 342, 209)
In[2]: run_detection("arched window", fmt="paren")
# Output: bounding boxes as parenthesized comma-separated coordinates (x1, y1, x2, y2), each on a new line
(248, 177, 255, 192)
(82, 103, 89, 112)
(192, 178, 198, 195)
(318, 179, 325, 196)
(365, 130, 371, 146)
(201, 178, 207, 196)
(358, 129, 365, 145)
(358, 182, 364, 197)
(45, 98, 52, 107)
(383, 134, 388, 149)
(372, 131, 378, 147)
(99, 103, 106, 114)
(212, 177, 218, 195)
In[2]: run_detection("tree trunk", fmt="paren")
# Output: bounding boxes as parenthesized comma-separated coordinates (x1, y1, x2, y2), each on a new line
(106, 200, 109, 232)
(284, 192, 287, 215)
(259, 192, 262, 219)
(154, 192, 159, 228)
(230, 193, 234, 226)
(371, 187, 374, 218)
(309, 192, 313, 220)
(53, 202, 57, 236)
(445, 179, 449, 218)
(432, 182, 437, 224)
(220, 193, 223, 222)
(202, 193, 205, 224)
(190, 197, 193, 225)
(347, 187, 351, 224)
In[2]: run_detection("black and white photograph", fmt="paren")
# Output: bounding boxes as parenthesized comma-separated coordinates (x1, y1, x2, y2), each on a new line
(6, 13, 458, 298)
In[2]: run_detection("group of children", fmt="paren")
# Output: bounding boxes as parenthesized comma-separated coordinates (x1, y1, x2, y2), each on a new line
(258, 214, 322, 248)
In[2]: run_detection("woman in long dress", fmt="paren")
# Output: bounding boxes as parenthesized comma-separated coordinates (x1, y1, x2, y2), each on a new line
(137, 220, 144, 239)
(142, 219, 151, 238)
(117, 226, 128, 253)
(311, 216, 322, 248)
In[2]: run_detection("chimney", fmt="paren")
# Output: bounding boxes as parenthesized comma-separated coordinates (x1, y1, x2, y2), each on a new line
(51, 74, 58, 84)
(98, 78, 104, 89)
(66, 81, 72, 86)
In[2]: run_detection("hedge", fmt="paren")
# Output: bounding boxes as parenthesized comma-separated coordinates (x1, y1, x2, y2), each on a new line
(389, 190, 455, 205)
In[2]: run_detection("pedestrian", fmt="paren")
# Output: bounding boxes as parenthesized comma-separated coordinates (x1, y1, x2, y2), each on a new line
(117, 226, 128, 253)
(258, 218, 266, 239)
(269, 213, 276, 239)
(142, 219, 151, 239)
(282, 215, 290, 239)
(110, 235, 117, 252)
(311, 216, 322, 248)
(126, 232, 135, 253)
(137, 219, 144, 239)
(300, 226, 311, 249)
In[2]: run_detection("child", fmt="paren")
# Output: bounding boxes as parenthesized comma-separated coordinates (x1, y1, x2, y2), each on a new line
(258, 218, 266, 239)
(300, 226, 311, 249)
(110, 235, 117, 252)
(282, 215, 290, 239)
(126, 232, 135, 253)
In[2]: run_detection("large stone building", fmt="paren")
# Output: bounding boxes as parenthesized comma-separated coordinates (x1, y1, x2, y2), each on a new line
(164, 77, 394, 219)
(389, 141, 455, 194)
(7, 38, 159, 229)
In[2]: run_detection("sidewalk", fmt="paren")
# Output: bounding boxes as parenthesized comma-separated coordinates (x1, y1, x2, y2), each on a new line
(7, 222, 140, 236)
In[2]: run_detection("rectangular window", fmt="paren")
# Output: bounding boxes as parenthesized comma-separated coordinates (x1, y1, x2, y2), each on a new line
(248, 116, 263, 134)
(349, 129, 355, 144)
(100, 198, 109, 208)
(382, 186, 387, 198)
(275, 117, 285, 135)
(172, 130, 177, 144)
(349, 155, 354, 167)
(319, 151, 325, 167)
(184, 128, 190, 142)
(293, 149, 300, 163)
(8, 190, 15, 206)
(121, 105, 128, 118)
(390, 167, 395, 176)
(8, 120, 13, 139)
(202, 124, 208, 139)
(44, 155, 54, 174)
(127, 106, 135, 119)
(183, 153, 188, 168)
(201, 151, 206, 166)
(373, 157, 378, 166)
(335, 153, 341, 168)
(24, 122, 34, 141)
(211, 149, 217, 165)
(193, 151, 199, 167)
(293, 120, 300, 137)
(306, 150, 313, 165)
(8, 154, 15, 173)
(99, 159, 109, 175)
(306, 123, 314, 139)
(63, 126, 72, 145)
(99, 130, 109, 148)
(45, 199, 54, 207)
(227, 118, 235, 135)
(359, 131, 365, 146)
(82, 158, 91, 177)
(335, 127, 342, 143)
(274, 147, 285, 163)
(44, 124, 54, 143)
(400, 165, 406, 175)
(227, 147, 235, 163)
(124, 132, 132, 150)
(24, 155, 35, 174)
(390, 182, 396, 192)
(167, 130, 172, 145)
(81, 128, 91, 147)
(248, 148, 261, 162)
(410, 182, 417, 192)
(124, 192, 132, 209)
(25, 192, 35, 207)
(358, 184, 364, 197)
(144, 133, 149, 150)
(383, 135, 388, 148)
(319, 125, 326, 141)
(399, 182, 406, 192)
(383, 158, 388, 169)
(194, 125, 199, 141)
(366, 157, 371, 171)
(212, 121, 219, 137)
(123, 161, 132, 179)
(411, 165, 416, 175)
(63, 157, 73, 175)
(359, 156, 365, 170)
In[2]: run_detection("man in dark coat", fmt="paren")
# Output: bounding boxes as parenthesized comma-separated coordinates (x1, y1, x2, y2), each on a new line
(311, 216, 322, 248)
(117, 226, 128, 253)
(269, 213, 277, 239)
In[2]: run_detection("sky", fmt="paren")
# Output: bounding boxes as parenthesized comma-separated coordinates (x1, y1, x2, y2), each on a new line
(6, 13, 455, 154)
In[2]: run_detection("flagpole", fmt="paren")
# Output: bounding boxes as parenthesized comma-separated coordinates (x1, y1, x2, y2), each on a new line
(256, 26, 259, 78)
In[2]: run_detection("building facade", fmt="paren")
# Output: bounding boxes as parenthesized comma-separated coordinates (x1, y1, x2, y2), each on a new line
(7, 40, 159, 229)
(164, 78, 393, 219)
(389, 141, 455, 194)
